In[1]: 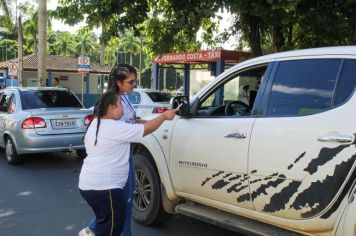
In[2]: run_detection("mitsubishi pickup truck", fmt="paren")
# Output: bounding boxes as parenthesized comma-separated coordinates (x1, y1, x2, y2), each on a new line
(131, 46, 356, 236)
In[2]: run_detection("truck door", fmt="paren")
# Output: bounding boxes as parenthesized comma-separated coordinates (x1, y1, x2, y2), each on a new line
(170, 64, 271, 210)
(248, 58, 356, 220)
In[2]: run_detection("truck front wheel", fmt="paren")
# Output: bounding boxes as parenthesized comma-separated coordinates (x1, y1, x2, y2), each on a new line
(132, 153, 169, 225)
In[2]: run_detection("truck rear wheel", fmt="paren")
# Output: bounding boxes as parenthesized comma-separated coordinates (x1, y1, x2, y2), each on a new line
(132, 153, 169, 225)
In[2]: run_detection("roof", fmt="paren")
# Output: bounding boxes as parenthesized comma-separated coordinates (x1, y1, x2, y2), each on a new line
(0, 54, 112, 74)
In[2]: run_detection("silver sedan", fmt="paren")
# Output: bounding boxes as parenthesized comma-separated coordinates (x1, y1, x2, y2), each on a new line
(0, 87, 93, 165)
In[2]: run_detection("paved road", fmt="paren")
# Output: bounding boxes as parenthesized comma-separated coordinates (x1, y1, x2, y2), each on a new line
(0, 151, 241, 236)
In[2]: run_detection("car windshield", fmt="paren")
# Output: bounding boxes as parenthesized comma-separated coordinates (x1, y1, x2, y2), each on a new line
(20, 90, 83, 109)
(146, 92, 172, 103)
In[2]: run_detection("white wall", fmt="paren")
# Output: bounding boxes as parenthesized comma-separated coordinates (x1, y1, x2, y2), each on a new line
(23, 71, 38, 87)
(189, 70, 215, 97)
(22, 71, 104, 95)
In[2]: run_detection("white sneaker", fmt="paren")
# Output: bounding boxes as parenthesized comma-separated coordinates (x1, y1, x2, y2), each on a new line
(78, 227, 95, 236)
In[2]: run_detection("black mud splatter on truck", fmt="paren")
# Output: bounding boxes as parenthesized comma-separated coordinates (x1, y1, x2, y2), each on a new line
(200, 139, 355, 219)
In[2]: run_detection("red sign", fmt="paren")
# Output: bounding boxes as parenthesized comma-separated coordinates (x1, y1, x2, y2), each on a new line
(8, 61, 18, 78)
(79, 57, 89, 65)
(153, 50, 250, 64)
(78, 56, 90, 74)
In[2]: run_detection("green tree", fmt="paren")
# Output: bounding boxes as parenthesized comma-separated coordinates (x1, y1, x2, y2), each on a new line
(120, 31, 140, 65)
(55, 0, 149, 65)
(74, 28, 99, 55)
(224, 0, 356, 56)
(294, 0, 356, 48)
(54, 31, 75, 56)
(0, 0, 18, 40)
(105, 37, 123, 66)
(0, 0, 13, 30)
(143, 0, 221, 55)
(22, 7, 52, 54)
(0, 39, 17, 61)
(47, 31, 57, 55)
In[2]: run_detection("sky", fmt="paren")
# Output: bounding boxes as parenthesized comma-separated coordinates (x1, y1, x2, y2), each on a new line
(13, 0, 236, 50)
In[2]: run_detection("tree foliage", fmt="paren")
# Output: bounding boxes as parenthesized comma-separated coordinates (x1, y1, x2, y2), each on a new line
(224, 0, 356, 56)
(0, 0, 13, 29)
(0, 39, 17, 61)
(55, 0, 149, 64)
(22, 7, 52, 54)
(143, 0, 223, 55)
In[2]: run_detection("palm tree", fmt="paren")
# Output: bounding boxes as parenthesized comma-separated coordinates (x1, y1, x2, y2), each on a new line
(37, 0, 47, 86)
(105, 37, 123, 66)
(23, 7, 52, 54)
(120, 31, 140, 65)
(0, 0, 13, 29)
(47, 31, 57, 55)
(74, 28, 98, 55)
(54, 31, 75, 56)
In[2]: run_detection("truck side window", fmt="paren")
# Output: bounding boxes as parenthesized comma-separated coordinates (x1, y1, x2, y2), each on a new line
(266, 59, 340, 117)
(334, 59, 356, 106)
(197, 66, 267, 117)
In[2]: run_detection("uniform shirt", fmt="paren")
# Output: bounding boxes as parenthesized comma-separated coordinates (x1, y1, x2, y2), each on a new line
(120, 94, 136, 124)
(79, 119, 144, 190)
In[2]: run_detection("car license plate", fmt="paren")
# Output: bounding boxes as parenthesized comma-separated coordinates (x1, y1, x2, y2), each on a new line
(52, 119, 77, 129)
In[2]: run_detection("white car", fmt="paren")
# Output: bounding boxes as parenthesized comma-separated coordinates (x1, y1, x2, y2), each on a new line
(131, 46, 356, 235)
(126, 89, 173, 119)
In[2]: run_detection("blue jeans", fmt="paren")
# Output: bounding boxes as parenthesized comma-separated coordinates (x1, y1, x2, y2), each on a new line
(88, 156, 135, 236)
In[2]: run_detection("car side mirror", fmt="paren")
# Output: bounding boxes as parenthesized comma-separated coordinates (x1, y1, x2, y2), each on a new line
(171, 95, 190, 117)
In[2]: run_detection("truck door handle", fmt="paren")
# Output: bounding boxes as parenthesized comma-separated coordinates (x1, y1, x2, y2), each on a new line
(317, 134, 353, 143)
(224, 132, 246, 139)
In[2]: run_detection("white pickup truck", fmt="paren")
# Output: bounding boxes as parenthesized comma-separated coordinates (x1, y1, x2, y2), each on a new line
(131, 46, 356, 236)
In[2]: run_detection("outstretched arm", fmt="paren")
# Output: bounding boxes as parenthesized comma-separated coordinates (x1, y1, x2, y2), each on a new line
(143, 109, 178, 136)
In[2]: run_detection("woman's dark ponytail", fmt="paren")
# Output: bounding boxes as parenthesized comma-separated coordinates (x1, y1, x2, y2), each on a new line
(91, 91, 119, 145)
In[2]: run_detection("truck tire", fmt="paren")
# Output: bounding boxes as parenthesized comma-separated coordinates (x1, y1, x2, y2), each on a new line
(132, 153, 169, 225)
(5, 137, 22, 165)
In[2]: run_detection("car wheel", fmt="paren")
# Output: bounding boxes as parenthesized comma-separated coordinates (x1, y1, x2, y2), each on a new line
(132, 153, 169, 225)
(76, 149, 87, 160)
(5, 137, 22, 165)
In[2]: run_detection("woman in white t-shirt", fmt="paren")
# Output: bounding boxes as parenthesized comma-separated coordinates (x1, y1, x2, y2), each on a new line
(83, 64, 143, 236)
(79, 91, 177, 236)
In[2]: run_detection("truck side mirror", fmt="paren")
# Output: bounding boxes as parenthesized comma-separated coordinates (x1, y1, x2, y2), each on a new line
(171, 95, 190, 117)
